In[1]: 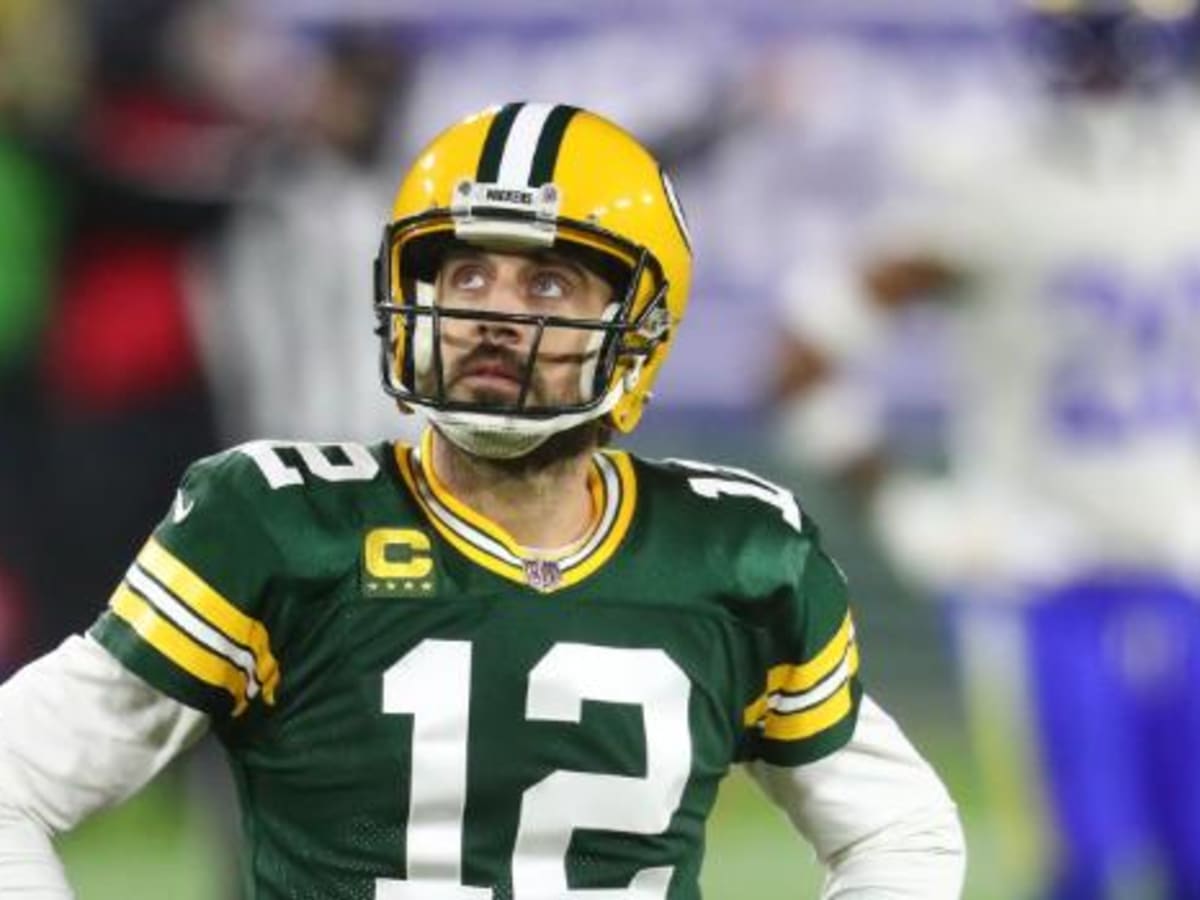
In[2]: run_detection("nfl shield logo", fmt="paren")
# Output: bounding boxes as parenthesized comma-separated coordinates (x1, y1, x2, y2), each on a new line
(523, 559, 563, 592)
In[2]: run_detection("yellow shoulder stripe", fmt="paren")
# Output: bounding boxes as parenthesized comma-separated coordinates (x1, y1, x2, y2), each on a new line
(776, 611, 855, 694)
(111, 584, 250, 716)
(742, 612, 859, 741)
(137, 538, 279, 702)
(759, 644, 860, 741)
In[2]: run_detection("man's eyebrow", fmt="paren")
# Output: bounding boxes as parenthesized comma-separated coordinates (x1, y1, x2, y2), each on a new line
(440, 248, 590, 281)
(442, 247, 487, 264)
(526, 251, 589, 280)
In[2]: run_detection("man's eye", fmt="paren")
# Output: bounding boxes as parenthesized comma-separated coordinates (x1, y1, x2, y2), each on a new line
(529, 272, 570, 299)
(451, 267, 487, 291)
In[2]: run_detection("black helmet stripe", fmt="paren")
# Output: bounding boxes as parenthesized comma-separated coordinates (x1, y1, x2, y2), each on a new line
(476, 102, 524, 182)
(529, 105, 579, 186)
(476, 103, 579, 187)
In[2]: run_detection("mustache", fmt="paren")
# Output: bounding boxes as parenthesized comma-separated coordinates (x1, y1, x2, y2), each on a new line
(442, 335, 601, 383)
(447, 343, 529, 385)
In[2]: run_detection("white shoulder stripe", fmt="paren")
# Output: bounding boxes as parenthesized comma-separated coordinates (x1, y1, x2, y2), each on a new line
(770, 648, 856, 716)
(125, 564, 261, 699)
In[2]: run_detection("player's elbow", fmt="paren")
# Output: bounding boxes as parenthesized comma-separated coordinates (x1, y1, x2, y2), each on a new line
(0, 791, 76, 896)
(0, 789, 48, 839)
(872, 797, 966, 867)
(823, 800, 967, 898)
(0, 738, 56, 840)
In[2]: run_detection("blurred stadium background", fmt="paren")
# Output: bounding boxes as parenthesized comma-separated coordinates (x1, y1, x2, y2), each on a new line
(4, 0, 1175, 896)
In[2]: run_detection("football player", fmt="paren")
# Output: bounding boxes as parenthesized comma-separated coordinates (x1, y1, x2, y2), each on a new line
(773, 1, 1200, 896)
(0, 102, 964, 898)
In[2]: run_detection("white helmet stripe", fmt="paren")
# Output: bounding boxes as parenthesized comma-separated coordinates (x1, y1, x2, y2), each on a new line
(498, 103, 556, 185)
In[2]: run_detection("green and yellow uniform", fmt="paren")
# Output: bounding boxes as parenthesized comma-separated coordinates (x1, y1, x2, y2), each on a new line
(90, 432, 861, 900)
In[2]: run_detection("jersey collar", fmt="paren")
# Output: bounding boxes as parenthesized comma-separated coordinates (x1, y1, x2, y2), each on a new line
(394, 429, 637, 592)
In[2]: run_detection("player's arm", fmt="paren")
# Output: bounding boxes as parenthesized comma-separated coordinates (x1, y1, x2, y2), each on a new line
(0, 448, 282, 895)
(0, 635, 209, 896)
(739, 519, 964, 896)
(746, 694, 965, 898)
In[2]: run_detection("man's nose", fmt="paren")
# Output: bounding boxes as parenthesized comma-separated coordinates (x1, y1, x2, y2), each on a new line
(473, 277, 529, 341)
(479, 274, 527, 313)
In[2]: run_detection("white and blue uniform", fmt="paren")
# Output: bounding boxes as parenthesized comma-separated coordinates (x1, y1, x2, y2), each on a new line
(868, 94, 1200, 899)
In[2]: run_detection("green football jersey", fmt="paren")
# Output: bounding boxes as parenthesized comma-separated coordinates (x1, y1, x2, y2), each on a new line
(90, 431, 863, 900)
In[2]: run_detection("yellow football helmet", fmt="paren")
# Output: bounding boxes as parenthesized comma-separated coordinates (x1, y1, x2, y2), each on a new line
(374, 102, 692, 457)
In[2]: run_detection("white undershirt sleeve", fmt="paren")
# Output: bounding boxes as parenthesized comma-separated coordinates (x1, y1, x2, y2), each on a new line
(746, 694, 966, 898)
(0, 635, 211, 897)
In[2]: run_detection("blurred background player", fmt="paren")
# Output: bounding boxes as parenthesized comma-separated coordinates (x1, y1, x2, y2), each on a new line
(771, 1, 1200, 896)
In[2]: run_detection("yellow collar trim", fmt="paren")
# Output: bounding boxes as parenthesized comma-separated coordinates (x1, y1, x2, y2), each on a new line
(393, 432, 637, 592)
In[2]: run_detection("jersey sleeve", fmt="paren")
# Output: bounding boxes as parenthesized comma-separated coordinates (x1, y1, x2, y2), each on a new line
(739, 523, 863, 767)
(88, 450, 283, 721)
